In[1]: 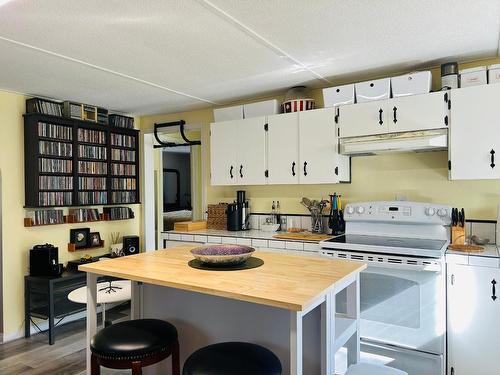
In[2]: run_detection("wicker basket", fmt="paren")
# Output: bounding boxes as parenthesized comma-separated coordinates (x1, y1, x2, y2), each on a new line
(207, 203, 228, 230)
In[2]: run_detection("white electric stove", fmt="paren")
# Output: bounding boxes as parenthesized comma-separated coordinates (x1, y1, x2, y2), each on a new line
(320, 201, 451, 375)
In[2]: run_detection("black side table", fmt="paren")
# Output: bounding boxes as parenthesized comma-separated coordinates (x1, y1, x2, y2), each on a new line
(24, 271, 88, 345)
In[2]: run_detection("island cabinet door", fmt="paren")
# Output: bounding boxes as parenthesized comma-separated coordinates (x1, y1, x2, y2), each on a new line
(299, 107, 349, 184)
(235, 116, 268, 185)
(267, 112, 299, 185)
(337, 100, 388, 138)
(449, 84, 500, 180)
(210, 120, 239, 185)
(447, 263, 500, 375)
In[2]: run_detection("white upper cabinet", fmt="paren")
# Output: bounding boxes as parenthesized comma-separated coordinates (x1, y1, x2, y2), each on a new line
(267, 112, 299, 185)
(237, 116, 267, 185)
(338, 100, 388, 138)
(299, 108, 349, 184)
(449, 85, 500, 180)
(447, 263, 500, 375)
(210, 120, 238, 185)
(388, 91, 449, 133)
(338, 92, 449, 138)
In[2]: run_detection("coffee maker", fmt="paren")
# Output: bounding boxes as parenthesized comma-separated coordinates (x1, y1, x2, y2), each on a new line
(227, 190, 250, 231)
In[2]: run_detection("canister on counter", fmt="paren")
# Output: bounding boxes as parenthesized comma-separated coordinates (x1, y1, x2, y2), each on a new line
(441, 62, 459, 90)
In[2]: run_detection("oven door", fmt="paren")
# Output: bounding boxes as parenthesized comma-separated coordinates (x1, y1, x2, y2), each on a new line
(325, 250, 446, 355)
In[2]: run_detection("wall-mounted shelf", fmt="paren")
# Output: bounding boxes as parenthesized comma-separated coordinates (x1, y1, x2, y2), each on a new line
(24, 207, 134, 227)
(68, 240, 105, 252)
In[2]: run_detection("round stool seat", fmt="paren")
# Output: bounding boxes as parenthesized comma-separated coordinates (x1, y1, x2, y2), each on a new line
(90, 319, 178, 361)
(183, 342, 282, 375)
(346, 363, 408, 375)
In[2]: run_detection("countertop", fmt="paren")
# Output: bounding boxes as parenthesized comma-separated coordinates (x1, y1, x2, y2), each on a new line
(163, 228, 330, 243)
(80, 246, 366, 311)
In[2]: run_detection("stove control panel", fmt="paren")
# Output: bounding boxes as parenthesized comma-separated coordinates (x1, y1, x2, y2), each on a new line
(344, 201, 452, 225)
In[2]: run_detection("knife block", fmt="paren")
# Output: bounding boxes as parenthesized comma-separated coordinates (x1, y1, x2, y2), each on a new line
(451, 226, 465, 245)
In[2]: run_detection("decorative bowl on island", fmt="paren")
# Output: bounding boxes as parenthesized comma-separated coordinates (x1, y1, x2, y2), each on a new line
(190, 244, 255, 265)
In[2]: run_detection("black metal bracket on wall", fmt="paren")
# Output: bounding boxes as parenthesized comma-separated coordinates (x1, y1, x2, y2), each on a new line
(153, 120, 201, 148)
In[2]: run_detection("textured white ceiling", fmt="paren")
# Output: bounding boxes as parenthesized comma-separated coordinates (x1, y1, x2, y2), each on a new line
(0, 0, 498, 114)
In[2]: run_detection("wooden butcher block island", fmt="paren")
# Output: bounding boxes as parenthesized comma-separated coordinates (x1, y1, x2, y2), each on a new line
(80, 246, 366, 375)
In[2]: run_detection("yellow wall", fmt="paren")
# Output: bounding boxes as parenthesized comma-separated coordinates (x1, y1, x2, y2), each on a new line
(0, 90, 141, 339)
(141, 57, 500, 220)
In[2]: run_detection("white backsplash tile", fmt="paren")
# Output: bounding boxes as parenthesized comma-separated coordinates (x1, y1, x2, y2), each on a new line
(470, 222, 496, 244)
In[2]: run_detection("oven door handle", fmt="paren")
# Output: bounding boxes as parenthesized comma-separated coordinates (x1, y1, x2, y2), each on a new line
(363, 261, 442, 272)
(361, 338, 443, 360)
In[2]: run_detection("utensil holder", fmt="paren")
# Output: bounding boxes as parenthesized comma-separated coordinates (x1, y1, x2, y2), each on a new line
(311, 212, 323, 233)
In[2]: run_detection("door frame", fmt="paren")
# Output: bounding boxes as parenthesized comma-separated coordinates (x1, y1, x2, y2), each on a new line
(142, 124, 207, 251)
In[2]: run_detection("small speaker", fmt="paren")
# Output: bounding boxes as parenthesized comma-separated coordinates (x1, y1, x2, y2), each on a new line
(122, 235, 140, 256)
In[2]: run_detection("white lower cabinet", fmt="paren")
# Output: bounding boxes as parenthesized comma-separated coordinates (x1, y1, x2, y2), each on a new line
(447, 263, 500, 375)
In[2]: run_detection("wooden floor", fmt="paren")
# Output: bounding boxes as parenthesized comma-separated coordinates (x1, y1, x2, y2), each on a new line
(0, 305, 129, 375)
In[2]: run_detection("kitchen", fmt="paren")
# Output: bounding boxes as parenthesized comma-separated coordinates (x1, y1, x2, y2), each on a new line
(1, 1, 500, 375)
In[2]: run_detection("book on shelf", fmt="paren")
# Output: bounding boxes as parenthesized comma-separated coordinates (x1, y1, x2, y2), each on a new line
(111, 178, 136, 190)
(78, 191, 107, 205)
(77, 128, 106, 144)
(103, 206, 134, 220)
(78, 144, 107, 159)
(78, 177, 106, 190)
(111, 191, 136, 204)
(110, 133, 135, 148)
(109, 114, 134, 129)
(27, 209, 64, 225)
(39, 140, 72, 157)
(68, 208, 100, 222)
(39, 192, 72, 206)
(26, 98, 63, 117)
(111, 149, 135, 162)
(39, 175, 73, 190)
(39, 158, 73, 173)
(78, 161, 107, 175)
(111, 163, 135, 176)
(38, 122, 72, 140)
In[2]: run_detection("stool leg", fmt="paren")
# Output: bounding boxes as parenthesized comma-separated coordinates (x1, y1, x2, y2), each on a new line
(131, 360, 142, 375)
(90, 354, 100, 375)
(171, 340, 180, 375)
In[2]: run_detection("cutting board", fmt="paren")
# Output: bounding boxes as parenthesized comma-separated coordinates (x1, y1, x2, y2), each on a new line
(174, 221, 208, 232)
(448, 244, 484, 253)
(273, 232, 332, 242)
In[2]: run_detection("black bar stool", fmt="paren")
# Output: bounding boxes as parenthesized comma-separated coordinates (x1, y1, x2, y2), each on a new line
(90, 319, 180, 375)
(183, 342, 282, 375)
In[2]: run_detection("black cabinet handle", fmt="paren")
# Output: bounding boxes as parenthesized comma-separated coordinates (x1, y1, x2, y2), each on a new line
(379, 109, 384, 125)
(230, 165, 233, 179)
(492, 279, 497, 301)
(491, 149, 496, 169)
(292, 161, 296, 176)
(239, 165, 243, 178)
(393, 107, 397, 123)
(303, 161, 308, 176)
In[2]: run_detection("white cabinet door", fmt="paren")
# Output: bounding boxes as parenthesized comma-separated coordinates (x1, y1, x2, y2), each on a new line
(267, 112, 299, 184)
(299, 108, 349, 184)
(388, 92, 449, 133)
(236, 116, 267, 185)
(447, 263, 500, 375)
(338, 100, 388, 138)
(210, 121, 238, 185)
(449, 85, 500, 180)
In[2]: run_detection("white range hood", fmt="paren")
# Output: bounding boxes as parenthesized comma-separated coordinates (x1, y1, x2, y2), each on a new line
(339, 129, 448, 156)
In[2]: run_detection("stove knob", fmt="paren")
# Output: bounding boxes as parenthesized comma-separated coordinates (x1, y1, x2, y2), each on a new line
(356, 206, 365, 214)
(425, 207, 436, 216)
(346, 206, 354, 215)
(437, 208, 448, 217)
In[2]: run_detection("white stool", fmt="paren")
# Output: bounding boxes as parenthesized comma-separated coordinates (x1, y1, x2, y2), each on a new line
(345, 363, 408, 375)
(68, 280, 131, 327)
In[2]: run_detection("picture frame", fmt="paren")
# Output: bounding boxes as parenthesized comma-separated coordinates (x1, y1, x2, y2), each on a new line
(89, 232, 101, 247)
(70, 228, 90, 248)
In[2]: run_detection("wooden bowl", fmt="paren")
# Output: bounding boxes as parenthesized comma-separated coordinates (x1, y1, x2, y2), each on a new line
(190, 244, 255, 265)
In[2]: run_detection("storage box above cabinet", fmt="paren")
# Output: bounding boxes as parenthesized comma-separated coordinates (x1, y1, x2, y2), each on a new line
(355, 78, 391, 103)
(213, 105, 244, 122)
(323, 84, 355, 107)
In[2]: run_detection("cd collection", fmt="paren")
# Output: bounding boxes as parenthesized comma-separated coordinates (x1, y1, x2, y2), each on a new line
(111, 133, 135, 148)
(78, 161, 107, 175)
(27, 98, 63, 116)
(38, 122, 72, 141)
(111, 163, 135, 176)
(39, 176, 73, 190)
(78, 128, 106, 144)
(39, 192, 72, 206)
(28, 209, 65, 225)
(78, 145, 107, 159)
(103, 206, 134, 220)
(79, 177, 106, 190)
(39, 158, 73, 174)
(39, 140, 72, 157)
(109, 114, 134, 129)
(111, 178, 136, 190)
(78, 191, 107, 205)
(111, 149, 135, 162)
(111, 191, 136, 204)
(69, 208, 100, 222)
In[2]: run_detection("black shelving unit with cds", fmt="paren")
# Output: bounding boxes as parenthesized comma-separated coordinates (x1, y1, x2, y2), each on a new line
(24, 110, 140, 208)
